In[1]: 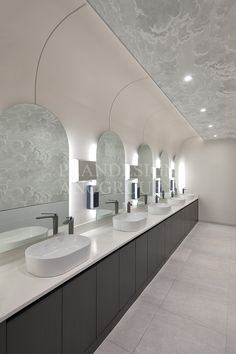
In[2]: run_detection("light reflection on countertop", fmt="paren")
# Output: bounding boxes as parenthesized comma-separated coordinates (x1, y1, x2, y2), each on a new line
(0, 197, 198, 323)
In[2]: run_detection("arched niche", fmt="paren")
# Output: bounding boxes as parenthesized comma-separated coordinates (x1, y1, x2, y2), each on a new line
(160, 151, 171, 195)
(96, 130, 125, 216)
(0, 103, 69, 232)
(138, 144, 153, 196)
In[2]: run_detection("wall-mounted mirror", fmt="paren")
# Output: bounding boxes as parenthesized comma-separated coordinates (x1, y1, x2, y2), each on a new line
(138, 144, 153, 203)
(170, 156, 176, 193)
(160, 151, 170, 196)
(96, 131, 125, 219)
(0, 103, 69, 237)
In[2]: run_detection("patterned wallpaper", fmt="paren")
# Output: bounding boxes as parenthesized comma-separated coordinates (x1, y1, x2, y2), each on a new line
(96, 130, 125, 211)
(0, 104, 69, 211)
(88, 0, 236, 140)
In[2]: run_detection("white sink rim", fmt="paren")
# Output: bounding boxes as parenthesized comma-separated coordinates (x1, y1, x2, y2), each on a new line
(0, 226, 48, 253)
(25, 235, 91, 277)
(148, 203, 172, 215)
(182, 193, 195, 200)
(168, 198, 186, 206)
(113, 212, 147, 232)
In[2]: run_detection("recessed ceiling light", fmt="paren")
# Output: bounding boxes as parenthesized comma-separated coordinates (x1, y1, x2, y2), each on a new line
(200, 108, 206, 113)
(213, 134, 217, 138)
(208, 124, 213, 128)
(184, 75, 192, 82)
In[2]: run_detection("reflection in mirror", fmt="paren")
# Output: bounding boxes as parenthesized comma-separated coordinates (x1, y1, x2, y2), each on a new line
(138, 144, 153, 203)
(0, 104, 69, 243)
(170, 157, 176, 194)
(160, 151, 170, 197)
(96, 131, 125, 219)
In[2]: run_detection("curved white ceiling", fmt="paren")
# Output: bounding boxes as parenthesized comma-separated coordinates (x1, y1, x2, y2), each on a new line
(88, 0, 236, 140)
(1, 0, 197, 163)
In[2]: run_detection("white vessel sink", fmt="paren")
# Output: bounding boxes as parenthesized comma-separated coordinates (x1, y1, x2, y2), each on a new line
(181, 193, 195, 201)
(0, 226, 48, 253)
(148, 203, 172, 215)
(25, 235, 91, 277)
(168, 198, 186, 206)
(113, 212, 147, 232)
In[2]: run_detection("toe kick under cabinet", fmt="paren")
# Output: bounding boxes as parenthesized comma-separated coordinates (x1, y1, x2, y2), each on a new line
(1, 200, 198, 354)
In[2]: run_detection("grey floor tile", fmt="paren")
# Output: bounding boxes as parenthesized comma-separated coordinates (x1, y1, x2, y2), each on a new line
(94, 339, 130, 354)
(226, 334, 236, 354)
(228, 261, 236, 294)
(139, 274, 174, 307)
(170, 246, 192, 262)
(178, 261, 229, 290)
(227, 294, 236, 335)
(185, 250, 230, 273)
(134, 308, 226, 354)
(107, 300, 157, 353)
(161, 279, 228, 333)
(158, 258, 185, 280)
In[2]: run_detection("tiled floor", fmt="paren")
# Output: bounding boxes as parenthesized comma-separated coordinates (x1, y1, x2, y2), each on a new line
(95, 222, 236, 354)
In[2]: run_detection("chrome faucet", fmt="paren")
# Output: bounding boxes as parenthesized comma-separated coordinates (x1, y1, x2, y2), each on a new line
(127, 201, 132, 213)
(139, 194, 148, 205)
(63, 216, 74, 234)
(155, 194, 159, 203)
(171, 191, 174, 198)
(182, 188, 187, 194)
(161, 190, 165, 199)
(105, 199, 119, 215)
(36, 213, 58, 235)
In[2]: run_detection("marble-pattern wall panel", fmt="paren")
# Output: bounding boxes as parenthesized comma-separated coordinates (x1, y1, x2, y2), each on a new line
(138, 144, 153, 196)
(0, 104, 69, 211)
(96, 130, 125, 213)
(88, 0, 236, 140)
(160, 151, 170, 194)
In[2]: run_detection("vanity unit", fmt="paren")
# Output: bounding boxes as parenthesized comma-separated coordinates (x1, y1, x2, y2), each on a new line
(0, 199, 198, 354)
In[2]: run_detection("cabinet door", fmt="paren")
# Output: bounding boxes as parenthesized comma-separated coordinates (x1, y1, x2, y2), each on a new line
(7, 289, 62, 354)
(97, 252, 119, 336)
(120, 242, 135, 309)
(165, 216, 176, 258)
(148, 223, 165, 276)
(63, 266, 97, 354)
(136, 232, 148, 291)
(0, 321, 6, 354)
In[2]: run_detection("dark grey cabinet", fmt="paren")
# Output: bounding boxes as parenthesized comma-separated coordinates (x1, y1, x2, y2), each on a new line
(97, 251, 119, 336)
(2, 200, 198, 354)
(135, 232, 148, 291)
(63, 266, 97, 354)
(0, 321, 6, 354)
(119, 241, 135, 309)
(6, 289, 62, 354)
(148, 222, 165, 277)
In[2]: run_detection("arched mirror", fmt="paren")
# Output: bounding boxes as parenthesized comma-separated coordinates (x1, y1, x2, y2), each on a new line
(0, 103, 69, 237)
(160, 151, 170, 197)
(96, 131, 125, 219)
(138, 144, 153, 203)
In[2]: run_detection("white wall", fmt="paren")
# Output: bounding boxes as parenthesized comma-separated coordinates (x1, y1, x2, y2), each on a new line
(0, 1, 197, 226)
(177, 137, 236, 226)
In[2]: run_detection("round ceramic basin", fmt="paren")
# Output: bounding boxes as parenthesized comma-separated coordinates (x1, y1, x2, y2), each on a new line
(0, 226, 48, 253)
(25, 235, 91, 277)
(113, 212, 147, 232)
(182, 193, 195, 201)
(168, 198, 186, 206)
(148, 203, 172, 215)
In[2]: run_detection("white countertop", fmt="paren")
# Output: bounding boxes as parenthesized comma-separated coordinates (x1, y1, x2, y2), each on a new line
(0, 197, 198, 323)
